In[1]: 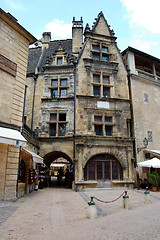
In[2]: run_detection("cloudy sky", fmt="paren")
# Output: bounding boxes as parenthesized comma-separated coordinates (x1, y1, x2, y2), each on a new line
(1, 0, 160, 58)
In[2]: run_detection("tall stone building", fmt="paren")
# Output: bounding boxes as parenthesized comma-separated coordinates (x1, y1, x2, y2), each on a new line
(26, 12, 135, 189)
(0, 9, 36, 200)
(122, 47, 160, 179)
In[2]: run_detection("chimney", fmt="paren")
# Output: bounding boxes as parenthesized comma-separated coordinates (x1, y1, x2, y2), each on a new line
(42, 32, 51, 50)
(72, 17, 83, 55)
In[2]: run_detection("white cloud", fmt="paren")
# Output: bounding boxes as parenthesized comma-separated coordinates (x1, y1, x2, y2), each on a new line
(131, 39, 158, 54)
(120, 0, 160, 34)
(5, 0, 26, 11)
(45, 19, 72, 40)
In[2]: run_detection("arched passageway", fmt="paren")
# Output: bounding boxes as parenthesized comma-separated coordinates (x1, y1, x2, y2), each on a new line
(41, 151, 74, 188)
(84, 154, 123, 184)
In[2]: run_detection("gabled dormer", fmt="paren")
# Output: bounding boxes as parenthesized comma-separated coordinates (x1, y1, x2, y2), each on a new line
(84, 11, 116, 39)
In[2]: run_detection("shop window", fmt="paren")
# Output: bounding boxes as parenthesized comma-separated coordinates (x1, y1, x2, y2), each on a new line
(89, 161, 95, 180)
(84, 154, 123, 181)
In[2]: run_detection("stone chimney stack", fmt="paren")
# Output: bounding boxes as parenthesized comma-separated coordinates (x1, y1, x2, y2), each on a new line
(42, 32, 51, 50)
(72, 17, 83, 55)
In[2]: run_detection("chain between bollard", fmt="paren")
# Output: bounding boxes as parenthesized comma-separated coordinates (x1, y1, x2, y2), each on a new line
(90, 191, 126, 204)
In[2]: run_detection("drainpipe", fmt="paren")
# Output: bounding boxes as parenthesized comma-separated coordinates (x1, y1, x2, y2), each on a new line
(73, 64, 77, 162)
(126, 49, 137, 167)
(31, 75, 37, 130)
(22, 84, 28, 134)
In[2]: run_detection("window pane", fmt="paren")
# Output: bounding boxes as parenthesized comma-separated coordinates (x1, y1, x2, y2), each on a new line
(94, 116, 102, 122)
(95, 125, 102, 135)
(112, 161, 118, 179)
(103, 76, 110, 84)
(59, 123, 66, 136)
(51, 89, 58, 98)
(89, 161, 95, 180)
(50, 113, 57, 121)
(60, 89, 67, 98)
(105, 125, 112, 136)
(57, 57, 62, 65)
(97, 162, 103, 180)
(105, 117, 112, 123)
(51, 79, 58, 86)
(102, 47, 108, 53)
(93, 86, 100, 97)
(104, 161, 110, 179)
(103, 87, 110, 97)
(120, 164, 123, 180)
(50, 124, 56, 136)
(84, 166, 87, 180)
(92, 53, 100, 60)
(92, 45, 99, 51)
(102, 55, 108, 62)
(93, 74, 100, 83)
(59, 113, 66, 121)
(60, 79, 67, 86)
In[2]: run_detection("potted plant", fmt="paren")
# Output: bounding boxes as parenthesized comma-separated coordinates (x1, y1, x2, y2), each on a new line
(148, 171, 160, 191)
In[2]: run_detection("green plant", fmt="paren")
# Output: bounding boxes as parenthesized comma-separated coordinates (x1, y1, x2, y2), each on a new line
(148, 171, 160, 188)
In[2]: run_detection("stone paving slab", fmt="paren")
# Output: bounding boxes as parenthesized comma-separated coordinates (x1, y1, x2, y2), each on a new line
(0, 188, 160, 239)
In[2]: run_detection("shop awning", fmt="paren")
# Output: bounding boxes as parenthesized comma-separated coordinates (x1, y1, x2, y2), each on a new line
(50, 163, 65, 167)
(138, 158, 160, 168)
(0, 127, 27, 146)
(22, 148, 43, 164)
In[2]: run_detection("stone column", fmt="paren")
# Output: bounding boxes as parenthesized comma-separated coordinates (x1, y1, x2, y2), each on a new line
(75, 143, 84, 181)
(127, 148, 132, 180)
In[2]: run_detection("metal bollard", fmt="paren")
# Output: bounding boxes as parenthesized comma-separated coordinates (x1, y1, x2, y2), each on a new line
(123, 191, 131, 210)
(144, 187, 152, 203)
(87, 196, 97, 219)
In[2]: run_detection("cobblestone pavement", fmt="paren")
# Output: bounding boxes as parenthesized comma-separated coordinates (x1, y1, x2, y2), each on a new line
(0, 187, 160, 240)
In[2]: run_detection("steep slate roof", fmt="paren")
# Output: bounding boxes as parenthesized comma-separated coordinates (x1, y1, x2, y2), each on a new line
(27, 39, 72, 74)
(27, 47, 42, 74)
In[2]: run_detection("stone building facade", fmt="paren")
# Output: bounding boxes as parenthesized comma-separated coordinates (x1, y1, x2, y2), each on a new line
(122, 47, 160, 179)
(26, 12, 135, 189)
(0, 9, 36, 200)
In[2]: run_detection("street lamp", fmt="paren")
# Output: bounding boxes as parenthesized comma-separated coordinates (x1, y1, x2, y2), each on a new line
(137, 137, 148, 153)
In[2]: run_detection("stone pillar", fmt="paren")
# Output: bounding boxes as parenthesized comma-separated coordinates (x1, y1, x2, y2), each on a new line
(127, 148, 132, 180)
(4, 145, 20, 200)
(75, 144, 84, 181)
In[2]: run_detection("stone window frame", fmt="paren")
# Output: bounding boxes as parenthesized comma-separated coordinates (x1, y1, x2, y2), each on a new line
(55, 55, 65, 65)
(91, 42, 110, 62)
(92, 72, 113, 98)
(49, 77, 69, 98)
(93, 113, 114, 136)
(47, 111, 68, 137)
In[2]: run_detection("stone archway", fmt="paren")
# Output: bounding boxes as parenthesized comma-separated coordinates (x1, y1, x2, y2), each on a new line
(44, 151, 73, 167)
(43, 151, 74, 188)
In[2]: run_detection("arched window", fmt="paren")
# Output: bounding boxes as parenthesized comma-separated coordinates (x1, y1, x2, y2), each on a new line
(84, 154, 123, 181)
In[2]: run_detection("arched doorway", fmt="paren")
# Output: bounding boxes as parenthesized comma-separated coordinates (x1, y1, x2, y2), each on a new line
(43, 151, 74, 188)
(84, 154, 123, 183)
